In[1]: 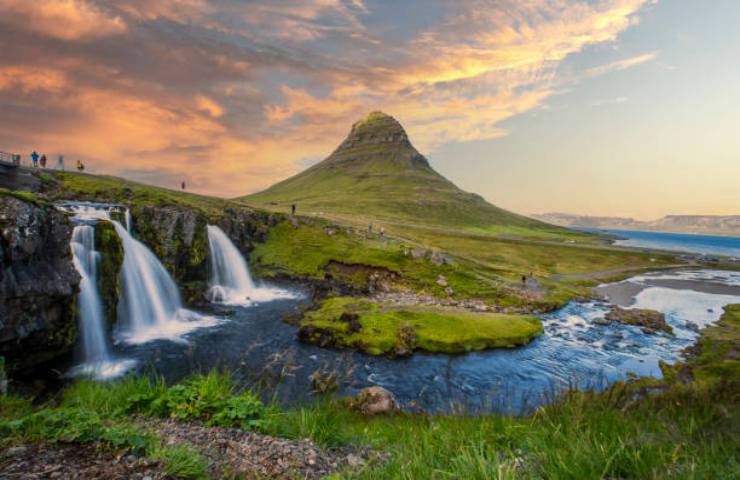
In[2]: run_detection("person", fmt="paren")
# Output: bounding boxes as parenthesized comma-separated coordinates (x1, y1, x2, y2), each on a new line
(57, 154, 64, 171)
(30, 151, 39, 168)
(521, 275, 527, 286)
(181, 181, 186, 191)
(291, 203, 296, 215)
(40, 154, 47, 168)
(368, 222, 373, 234)
(379, 226, 385, 237)
(76, 160, 84, 172)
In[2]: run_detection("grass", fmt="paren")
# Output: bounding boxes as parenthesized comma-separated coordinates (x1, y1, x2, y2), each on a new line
(299, 297, 543, 355)
(1, 303, 737, 478)
(0, 187, 47, 206)
(48, 171, 253, 219)
(241, 111, 573, 235)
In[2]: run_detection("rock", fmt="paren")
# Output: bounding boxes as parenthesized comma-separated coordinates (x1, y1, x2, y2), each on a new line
(0, 195, 80, 372)
(5, 446, 29, 456)
(685, 321, 700, 332)
(592, 317, 611, 326)
(354, 386, 398, 415)
(410, 248, 427, 260)
(436, 275, 448, 287)
(605, 306, 672, 335)
(324, 226, 338, 236)
(429, 251, 446, 266)
(444, 286, 454, 296)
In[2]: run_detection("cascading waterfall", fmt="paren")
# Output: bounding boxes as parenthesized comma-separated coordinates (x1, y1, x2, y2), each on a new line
(63, 204, 135, 379)
(71, 226, 110, 363)
(206, 224, 294, 305)
(113, 221, 219, 344)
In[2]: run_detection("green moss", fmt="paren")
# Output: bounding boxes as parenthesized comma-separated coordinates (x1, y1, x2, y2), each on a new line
(95, 220, 124, 328)
(689, 303, 740, 386)
(299, 297, 543, 355)
(0, 187, 46, 207)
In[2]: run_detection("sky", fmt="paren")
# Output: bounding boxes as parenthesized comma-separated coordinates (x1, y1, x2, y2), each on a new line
(0, 0, 738, 220)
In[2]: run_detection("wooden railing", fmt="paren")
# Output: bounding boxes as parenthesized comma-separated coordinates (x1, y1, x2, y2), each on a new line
(0, 151, 21, 166)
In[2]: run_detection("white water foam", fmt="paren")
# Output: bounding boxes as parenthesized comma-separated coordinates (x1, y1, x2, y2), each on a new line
(113, 221, 220, 345)
(206, 224, 295, 306)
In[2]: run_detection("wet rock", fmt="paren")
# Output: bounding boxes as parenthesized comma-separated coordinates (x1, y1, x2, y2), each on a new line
(685, 321, 700, 332)
(354, 386, 398, 415)
(605, 306, 673, 335)
(0, 195, 80, 371)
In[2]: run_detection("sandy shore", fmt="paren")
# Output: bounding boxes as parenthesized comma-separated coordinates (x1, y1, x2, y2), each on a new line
(595, 276, 740, 307)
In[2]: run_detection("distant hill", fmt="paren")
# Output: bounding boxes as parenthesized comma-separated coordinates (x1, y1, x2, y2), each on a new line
(533, 212, 740, 236)
(241, 111, 566, 235)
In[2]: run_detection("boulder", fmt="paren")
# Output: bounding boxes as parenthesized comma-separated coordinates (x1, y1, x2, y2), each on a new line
(605, 306, 673, 335)
(354, 386, 398, 415)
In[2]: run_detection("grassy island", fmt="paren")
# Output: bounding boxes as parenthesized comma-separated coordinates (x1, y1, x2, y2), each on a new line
(298, 297, 543, 356)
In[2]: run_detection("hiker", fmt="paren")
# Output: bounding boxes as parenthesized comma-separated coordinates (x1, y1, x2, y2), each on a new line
(76, 160, 84, 172)
(291, 203, 296, 215)
(380, 227, 385, 237)
(40, 154, 47, 168)
(181, 181, 186, 191)
(30, 151, 39, 168)
(368, 222, 373, 234)
(57, 154, 64, 171)
(522, 275, 527, 286)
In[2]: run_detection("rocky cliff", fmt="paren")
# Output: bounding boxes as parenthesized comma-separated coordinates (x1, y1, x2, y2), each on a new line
(0, 193, 80, 371)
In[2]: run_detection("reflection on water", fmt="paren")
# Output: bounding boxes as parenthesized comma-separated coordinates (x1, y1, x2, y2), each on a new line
(107, 269, 740, 414)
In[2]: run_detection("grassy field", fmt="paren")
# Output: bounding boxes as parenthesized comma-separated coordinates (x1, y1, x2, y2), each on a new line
(299, 297, 543, 355)
(2, 304, 737, 479)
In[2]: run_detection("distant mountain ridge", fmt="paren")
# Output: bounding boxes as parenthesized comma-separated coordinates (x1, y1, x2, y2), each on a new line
(242, 111, 567, 234)
(533, 213, 740, 236)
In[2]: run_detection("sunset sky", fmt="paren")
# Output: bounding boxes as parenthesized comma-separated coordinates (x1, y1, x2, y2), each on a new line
(1, 0, 738, 219)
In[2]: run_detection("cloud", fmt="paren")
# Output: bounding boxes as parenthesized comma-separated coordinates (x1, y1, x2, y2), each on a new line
(0, 0, 126, 40)
(0, 0, 654, 197)
(584, 52, 659, 77)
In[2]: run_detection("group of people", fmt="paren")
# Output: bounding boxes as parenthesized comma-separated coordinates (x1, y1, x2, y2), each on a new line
(30, 151, 84, 171)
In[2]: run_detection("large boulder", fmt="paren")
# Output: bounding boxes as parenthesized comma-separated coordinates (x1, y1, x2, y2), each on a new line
(0, 194, 80, 371)
(354, 386, 398, 415)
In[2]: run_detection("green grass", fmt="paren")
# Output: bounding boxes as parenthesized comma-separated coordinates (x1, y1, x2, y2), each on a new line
(0, 187, 46, 206)
(241, 112, 573, 235)
(49, 171, 252, 219)
(300, 297, 543, 355)
(2, 303, 737, 478)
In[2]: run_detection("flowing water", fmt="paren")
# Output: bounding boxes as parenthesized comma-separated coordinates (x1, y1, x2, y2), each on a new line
(113, 221, 220, 345)
(62, 205, 135, 379)
(53, 202, 740, 411)
(206, 224, 294, 305)
(105, 269, 740, 414)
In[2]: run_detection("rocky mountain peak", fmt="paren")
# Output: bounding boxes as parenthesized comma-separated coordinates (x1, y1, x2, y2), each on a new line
(336, 111, 411, 151)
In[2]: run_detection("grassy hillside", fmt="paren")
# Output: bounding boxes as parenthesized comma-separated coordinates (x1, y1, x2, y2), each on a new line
(241, 112, 577, 237)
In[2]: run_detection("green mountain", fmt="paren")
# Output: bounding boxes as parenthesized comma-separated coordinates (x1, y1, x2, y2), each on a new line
(241, 111, 561, 233)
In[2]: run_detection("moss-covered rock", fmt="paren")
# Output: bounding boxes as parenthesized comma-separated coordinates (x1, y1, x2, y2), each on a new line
(0, 194, 80, 372)
(94, 220, 123, 330)
(298, 297, 543, 356)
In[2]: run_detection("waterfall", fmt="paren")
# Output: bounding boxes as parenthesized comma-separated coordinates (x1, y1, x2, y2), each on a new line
(63, 204, 135, 379)
(71, 225, 110, 364)
(113, 221, 219, 344)
(206, 224, 294, 305)
(124, 209, 132, 232)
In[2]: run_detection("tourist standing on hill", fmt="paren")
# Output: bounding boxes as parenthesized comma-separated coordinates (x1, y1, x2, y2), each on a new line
(76, 160, 84, 171)
(291, 204, 296, 216)
(39, 154, 47, 168)
(30, 151, 38, 168)
(57, 155, 64, 170)
(181, 181, 186, 191)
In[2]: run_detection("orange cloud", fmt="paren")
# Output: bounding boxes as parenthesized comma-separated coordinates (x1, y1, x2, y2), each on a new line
(0, 0, 655, 198)
(0, 0, 125, 40)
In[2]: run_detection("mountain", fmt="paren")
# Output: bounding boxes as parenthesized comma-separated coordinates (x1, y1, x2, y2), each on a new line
(533, 212, 740, 236)
(242, 111, 560, 233)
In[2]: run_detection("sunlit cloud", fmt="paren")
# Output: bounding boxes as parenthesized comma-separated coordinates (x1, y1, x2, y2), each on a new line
(584, 51, 658, 77)
(0, 0, 655, 197)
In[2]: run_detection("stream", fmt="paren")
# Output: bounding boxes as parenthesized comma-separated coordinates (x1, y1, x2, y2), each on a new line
(56, 202, 740, 414)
